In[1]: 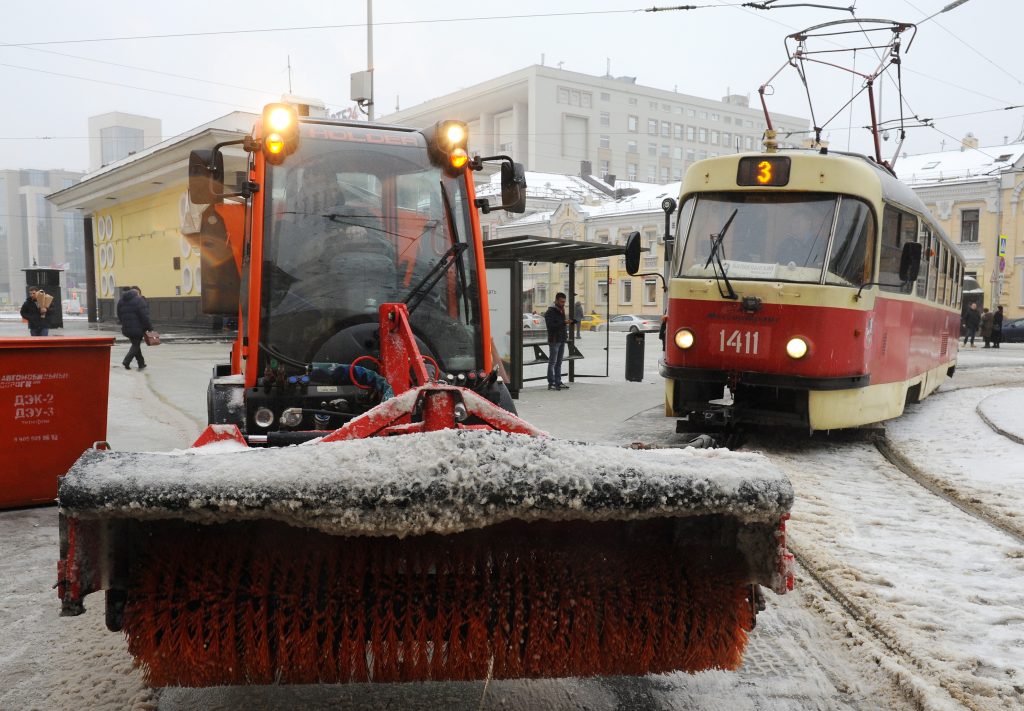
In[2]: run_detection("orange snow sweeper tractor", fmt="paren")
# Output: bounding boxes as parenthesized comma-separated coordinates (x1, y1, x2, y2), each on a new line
(56, 103, 794, 686)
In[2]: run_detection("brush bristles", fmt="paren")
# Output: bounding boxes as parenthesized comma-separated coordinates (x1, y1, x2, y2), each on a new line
(121, 520, 753, 686)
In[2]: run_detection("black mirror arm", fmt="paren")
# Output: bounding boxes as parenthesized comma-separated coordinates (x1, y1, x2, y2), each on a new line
(634, 272, 669, 291)
(855, 281, 914, 300)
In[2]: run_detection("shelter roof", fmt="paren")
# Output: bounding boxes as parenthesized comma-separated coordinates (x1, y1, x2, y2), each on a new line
(483, 235, 628, 264)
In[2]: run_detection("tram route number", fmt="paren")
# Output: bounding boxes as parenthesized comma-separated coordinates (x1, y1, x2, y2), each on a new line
(718, 328, 762, 355)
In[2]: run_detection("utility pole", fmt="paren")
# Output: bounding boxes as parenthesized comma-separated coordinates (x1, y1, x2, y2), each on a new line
(366, 0, 374, 121)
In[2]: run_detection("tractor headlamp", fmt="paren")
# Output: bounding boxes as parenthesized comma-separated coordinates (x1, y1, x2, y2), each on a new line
(261, 103, 299, 165)
(425, 120, 470, 174)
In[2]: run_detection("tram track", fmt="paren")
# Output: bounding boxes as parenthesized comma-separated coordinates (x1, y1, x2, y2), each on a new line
(874, 434, 1024, 545)
(749, 429, 1024, 710)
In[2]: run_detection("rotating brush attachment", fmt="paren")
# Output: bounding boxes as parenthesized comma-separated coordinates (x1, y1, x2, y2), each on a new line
(121, 519, 753, 686)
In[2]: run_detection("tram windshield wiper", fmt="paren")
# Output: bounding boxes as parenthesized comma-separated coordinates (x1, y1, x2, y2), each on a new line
(705, 209, 739, 300)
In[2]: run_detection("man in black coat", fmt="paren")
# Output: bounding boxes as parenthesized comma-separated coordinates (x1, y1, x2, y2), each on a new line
(117, 288, 153, 370)
(544, 292, 573, 391)
(963, 301, 981, 347)
(20, 287, 53, 336)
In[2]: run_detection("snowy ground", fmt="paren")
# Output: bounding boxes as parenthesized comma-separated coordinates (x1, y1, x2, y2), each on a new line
(1, 319, 1022, 710)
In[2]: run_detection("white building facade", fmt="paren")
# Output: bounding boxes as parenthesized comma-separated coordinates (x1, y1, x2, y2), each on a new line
(381, 65, 809, 182)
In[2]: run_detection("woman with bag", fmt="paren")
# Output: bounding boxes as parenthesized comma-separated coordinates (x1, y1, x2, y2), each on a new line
(116, 287, 152, 370)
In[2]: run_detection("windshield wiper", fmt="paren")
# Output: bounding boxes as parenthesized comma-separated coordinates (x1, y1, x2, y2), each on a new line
(403, 181, 470, 316)
(404, 242, 468, 314)
(704, 209, 739, 300)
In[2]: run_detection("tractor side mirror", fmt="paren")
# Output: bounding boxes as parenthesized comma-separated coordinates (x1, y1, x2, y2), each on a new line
(624, 231, 642, 276)
(500, 161, 527, 214)
(188, 149, 225, 205)
(899, 241, 922, 283)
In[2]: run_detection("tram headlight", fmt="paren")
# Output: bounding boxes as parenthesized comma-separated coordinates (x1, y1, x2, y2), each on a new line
(674, 329, 695, 350)
(785, 337, 809, 359)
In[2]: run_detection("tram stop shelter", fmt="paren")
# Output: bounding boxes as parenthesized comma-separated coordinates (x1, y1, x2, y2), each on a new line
(482, 234, 629, 397)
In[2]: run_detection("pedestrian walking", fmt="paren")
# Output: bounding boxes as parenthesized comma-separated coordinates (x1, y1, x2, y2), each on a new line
(963, 302, 981, 347)
(544, 292, 573, 391)
(20, 287, 53, 336)
(117, 288, 152, 370)
(980, 307, 994, 348)
(992, 305, 1004, 348)
(573, 299, 584, 338)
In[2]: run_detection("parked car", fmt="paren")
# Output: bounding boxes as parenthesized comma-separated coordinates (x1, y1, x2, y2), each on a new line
(579, 312, 606, 331)
(523, 312, 543, 330)
(596, 314, 661, 333)
(1001, 317, 1024, 343)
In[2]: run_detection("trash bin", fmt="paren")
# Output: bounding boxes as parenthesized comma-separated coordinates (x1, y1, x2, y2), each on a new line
(625, 331, 645, 382)
(0, 336, 115, 508)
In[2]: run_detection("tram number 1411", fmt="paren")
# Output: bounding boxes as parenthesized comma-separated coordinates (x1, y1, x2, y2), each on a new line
(719, 329, 760, 355)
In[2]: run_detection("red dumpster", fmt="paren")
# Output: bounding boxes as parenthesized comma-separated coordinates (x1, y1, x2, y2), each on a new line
(0, 336, 115, 508)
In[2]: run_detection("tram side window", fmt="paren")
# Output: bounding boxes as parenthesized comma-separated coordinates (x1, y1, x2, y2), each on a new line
(879, 206, 916, 293)
(826, 198, 874, 286)
(942, 248, 950, 305)
(916, 227, 930, 299)
(928, 240, 938, 301)
(937, 246, 947, 304)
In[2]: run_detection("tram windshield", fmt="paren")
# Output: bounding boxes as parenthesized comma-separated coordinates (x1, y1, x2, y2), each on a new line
(673, 192, 875, 287)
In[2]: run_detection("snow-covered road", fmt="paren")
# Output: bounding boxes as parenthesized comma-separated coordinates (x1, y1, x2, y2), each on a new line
(1, 330, 1022, 709)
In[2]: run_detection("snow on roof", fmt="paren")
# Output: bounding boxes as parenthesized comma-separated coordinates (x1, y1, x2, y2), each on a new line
(59, 429, 793, 537)
(477, 169, 660, 204)
(895, 142, 1024, 185)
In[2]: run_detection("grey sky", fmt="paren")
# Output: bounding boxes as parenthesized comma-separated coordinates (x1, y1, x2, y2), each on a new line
(2, 0, 1020, 173)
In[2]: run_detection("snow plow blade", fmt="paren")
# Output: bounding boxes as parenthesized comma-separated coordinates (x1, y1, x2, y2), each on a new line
(58, 429, 794, 686)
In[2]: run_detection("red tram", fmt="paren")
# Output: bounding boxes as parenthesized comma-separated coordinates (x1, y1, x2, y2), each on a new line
(658, 150, 964, 432)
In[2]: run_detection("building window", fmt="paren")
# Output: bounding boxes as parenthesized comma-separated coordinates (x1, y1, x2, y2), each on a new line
(686, 108, 695, 118)
(745, 136, 755, 150)
(698, 128, 707, 143)
(710, 130, 719, 145)
(536, 284, 548, 306)
(647, 118, 658, 134)
(620, 278, 633, 304)
(629, 97, 638, 106)
(627, 162, 637, 180)
(698, 149, 708, 160)
(673, 167, 683, 181)
(673, 146, 683, 160)
(648, 143, 657, 157)
(699, 111, 708, 120)
(673, 123, 684, 140)
(647, 166, 657, 182)
(674, 106, 684, 115)
(960, 209, 979, 243)
(721, 131, 731, 147)
(660, 166, 669, 182)
(597, 279, 608, 305)
(710, 112, 720, 121)
(600, 159, 610, 177)
(649, 101, 658, 110)
(600, 112, 610, 127)
(581, 93, 592, 108)
(661, 121, 671, 137)
(686, 148, 695, 162)
(644, 278, 658, 305)
(686, 126, 696, 141)
(599, 134, 610, 149)
(724, 116, 733, 124)
(657, 144, 668, 158)
(557, 87, 570, 104)
(601, 92, 610, 101)
(628, 115, 639, 132)
(627, 140, 637, 153)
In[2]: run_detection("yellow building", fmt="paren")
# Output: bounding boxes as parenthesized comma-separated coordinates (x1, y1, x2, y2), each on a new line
(49, 112, 255, 323)
(898, 134, 1024, 319)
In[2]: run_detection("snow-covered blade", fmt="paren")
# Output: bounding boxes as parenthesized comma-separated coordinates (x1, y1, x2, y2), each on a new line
(59, 429, 793, 537)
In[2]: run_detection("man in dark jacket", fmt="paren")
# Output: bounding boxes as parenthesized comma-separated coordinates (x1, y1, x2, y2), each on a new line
(963, 301, 981, 347)
(544, 292, 573, 391)
(117, 288, 152, 370)
(20, 287, 52, 336)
